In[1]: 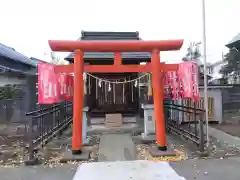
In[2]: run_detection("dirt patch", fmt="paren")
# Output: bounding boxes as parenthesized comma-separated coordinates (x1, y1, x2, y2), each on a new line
(134, 133, 240, 161)
(37, 135, 100, 167)
(0, 123, 28, 167)
(0, 123, 100, 167)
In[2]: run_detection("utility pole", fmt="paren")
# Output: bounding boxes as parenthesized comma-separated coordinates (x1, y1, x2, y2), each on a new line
(202, 0, 209, 147)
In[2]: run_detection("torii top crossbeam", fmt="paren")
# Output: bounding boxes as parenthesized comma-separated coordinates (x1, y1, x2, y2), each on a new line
(48, 40, 183, 52)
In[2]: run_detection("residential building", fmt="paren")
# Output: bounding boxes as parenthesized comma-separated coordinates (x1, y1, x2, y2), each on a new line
(0, 43, 37, 87)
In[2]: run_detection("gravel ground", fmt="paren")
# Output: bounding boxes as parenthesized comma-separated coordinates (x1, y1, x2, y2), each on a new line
(37, 134, 100, 166)
(134, 133, 240, 161)
(0, 123, 100, 167)
(0, 124, 28, 167)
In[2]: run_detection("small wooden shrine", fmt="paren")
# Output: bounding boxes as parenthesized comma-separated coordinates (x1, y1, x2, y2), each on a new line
(64, 31, 152, 117)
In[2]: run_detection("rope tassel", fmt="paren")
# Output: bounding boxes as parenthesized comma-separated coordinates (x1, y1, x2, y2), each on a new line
(147, 74, 152, 97)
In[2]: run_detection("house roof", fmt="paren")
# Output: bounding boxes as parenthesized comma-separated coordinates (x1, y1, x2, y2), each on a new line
(226, 33, 240, 50)
(0, 43, 36, 67)
(199, 72, 212, 79)
(208, 60, 227, 68)
(64, 31, 151, 62)
(30, 57, 50, 65)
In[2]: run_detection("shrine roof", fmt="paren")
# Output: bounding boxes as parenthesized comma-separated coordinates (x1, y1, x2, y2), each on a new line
(64, 31, 151, 62)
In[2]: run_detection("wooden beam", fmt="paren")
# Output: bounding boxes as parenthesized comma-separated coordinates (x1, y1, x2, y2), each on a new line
(54, 64, 179, 73)
(84, 64, 151, 73)
(48, 40, 184, 52)
(114, 52, 122, 65)
(54, 64, 74, 73)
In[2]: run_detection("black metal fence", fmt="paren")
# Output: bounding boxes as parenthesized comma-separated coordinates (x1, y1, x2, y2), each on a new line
(222, 85, 240, 124)
(137, 82, 206, 151)
(25, 101, 72, 163)
(164, 101, 205, 152)
(0, 74, 73, 165)
(24, 75, 73, 163)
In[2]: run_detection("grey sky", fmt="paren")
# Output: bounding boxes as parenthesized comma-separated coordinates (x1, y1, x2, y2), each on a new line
(0, 0, 239, 63)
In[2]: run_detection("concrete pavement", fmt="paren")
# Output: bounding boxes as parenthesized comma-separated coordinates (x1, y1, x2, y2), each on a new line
(98, 133, 136, 161)
(0, 164, 77, 180)
(1, 156, 240, 180)
(73, 160, 186, 180)
(208, 126, 240, 150)
(172, 157, 240, 180)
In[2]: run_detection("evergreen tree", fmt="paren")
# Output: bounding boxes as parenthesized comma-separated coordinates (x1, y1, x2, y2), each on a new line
(182, 41, 202, 65)
(220, 48, 240, 79)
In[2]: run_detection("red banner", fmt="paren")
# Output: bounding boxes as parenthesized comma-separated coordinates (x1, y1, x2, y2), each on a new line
(58, 73, 68, 99)
(163, 72, 170, 99)
(163, 62, 199, 102)
(178, 62, 193, 99)
(62, 74, 74, 100)
(172, 71, 180, 100)
(178, 62, 200, 102)
(38, 63, 60, 104)
(192, 63, 200, 102)
(165, 71, 180, 100)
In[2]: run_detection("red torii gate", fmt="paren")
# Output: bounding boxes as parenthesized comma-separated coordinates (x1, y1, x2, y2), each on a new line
(49, 39, 183, 154)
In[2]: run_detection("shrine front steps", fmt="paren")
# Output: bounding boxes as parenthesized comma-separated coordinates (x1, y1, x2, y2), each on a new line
(88, 123, 143, 136)
(105, 113, 123, 128)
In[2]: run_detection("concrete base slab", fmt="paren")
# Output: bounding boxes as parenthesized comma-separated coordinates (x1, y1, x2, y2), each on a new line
(196, 150, 209, 157)
(72, 160, 186, 180)
(82, 138, 91, 146)
(88, 123, 143, 135)
(24, 156, 40, 166)
(149, 146, 177, 157)
(60, 150, 90, 163)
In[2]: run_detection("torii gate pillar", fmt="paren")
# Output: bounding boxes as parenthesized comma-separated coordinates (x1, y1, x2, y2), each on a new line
(72, 50, 84, 154)
(152, 49, 167, 150)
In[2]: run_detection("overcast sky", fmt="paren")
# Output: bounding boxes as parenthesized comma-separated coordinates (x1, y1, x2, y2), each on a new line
(0, 0, 239, 63)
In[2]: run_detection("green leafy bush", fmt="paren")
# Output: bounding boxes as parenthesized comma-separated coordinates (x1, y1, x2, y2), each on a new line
(0, 84, 24, 100)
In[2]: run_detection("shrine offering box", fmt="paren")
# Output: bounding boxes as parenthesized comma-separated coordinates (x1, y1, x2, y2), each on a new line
(105, 113, 123, 128)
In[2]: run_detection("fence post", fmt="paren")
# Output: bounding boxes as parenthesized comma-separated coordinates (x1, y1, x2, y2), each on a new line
(163, 100, 169, 131)
(194, 102, 197, 134)
(199, 112, 205, 153)
(82, 106, 89, 145)
(28, 116, 34, 160)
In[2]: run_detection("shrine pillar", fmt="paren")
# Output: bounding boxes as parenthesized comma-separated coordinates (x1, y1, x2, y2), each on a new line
(72, 50, 84, 154)
(151, 49, 167, 150)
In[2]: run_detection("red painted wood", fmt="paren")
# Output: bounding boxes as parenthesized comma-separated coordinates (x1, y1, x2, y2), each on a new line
(48, 40, 184, 52)
(54, 64, 179, 73)
(152, 49, 167, 148)
(114, 52, 122, 65)
(72, 50, 84, 152)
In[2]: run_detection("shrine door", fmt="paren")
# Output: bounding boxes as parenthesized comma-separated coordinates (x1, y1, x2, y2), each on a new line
(89, 73, 138, 115)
